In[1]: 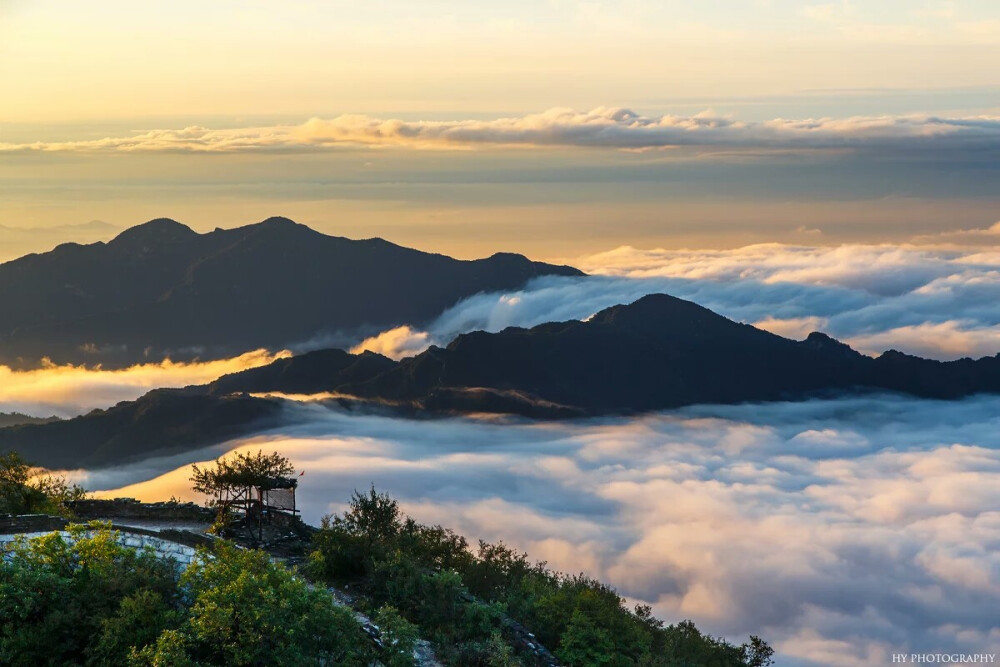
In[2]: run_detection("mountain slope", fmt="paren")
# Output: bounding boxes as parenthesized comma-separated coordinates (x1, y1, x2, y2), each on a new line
(5, 293, 1000, 469)
(0, 217, 583, 368)
(346, 294, 875, 410)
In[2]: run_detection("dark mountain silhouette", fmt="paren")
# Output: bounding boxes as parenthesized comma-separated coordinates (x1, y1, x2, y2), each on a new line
(0, 217, 583, 368)
(5, 293, 1000, 469)
(0, 412, 60, 429)
(0, 391, 283, 469)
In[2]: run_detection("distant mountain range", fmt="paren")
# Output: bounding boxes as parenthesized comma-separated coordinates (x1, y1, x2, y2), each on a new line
(0, 412, 60, 429)
(6, 293, 999, 469)
(0, 221, 119, 265)
(0, 217, 582, 368)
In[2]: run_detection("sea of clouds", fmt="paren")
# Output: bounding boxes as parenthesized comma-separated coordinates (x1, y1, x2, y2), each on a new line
(79, 395, 1000, 667)
(7, 236, 1000, 665)
(353, 235, 1000, 362)
(5, 235, 1000, 420)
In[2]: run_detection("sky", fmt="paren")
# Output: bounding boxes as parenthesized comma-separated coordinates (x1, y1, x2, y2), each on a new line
(2, 0, 1000, 258)
(4, 3, 1000, 663)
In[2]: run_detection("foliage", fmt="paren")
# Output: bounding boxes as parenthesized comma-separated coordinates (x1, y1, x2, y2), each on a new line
(0, 451, 87, 516)
(190, 450, 296, 542)
(135, 541, 371, 666)
(190, 449, 295, 498)
(0, 522, 180, 666)
(373, 604, 420, 667)
(309, 488, 775, 667)
(0, 524, 373, 666)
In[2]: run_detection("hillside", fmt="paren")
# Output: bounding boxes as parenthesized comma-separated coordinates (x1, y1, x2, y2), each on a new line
(0, 217, 582, 368)
(4, 293, 1000, 469)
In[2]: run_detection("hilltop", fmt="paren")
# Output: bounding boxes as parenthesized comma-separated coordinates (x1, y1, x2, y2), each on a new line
(0, 217, 582, 368)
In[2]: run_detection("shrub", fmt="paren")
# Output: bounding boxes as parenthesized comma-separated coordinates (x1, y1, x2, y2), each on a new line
(309, 488, 774, 667)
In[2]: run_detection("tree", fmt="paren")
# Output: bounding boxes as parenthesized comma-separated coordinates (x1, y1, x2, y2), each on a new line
(0, 523, 179, 666)
(1, 523, 374, 666)
(0, 451, 87, 516)
(373, 605, 420, 667)
(190, 450, 296, 543)
(136, 541, 372, 666)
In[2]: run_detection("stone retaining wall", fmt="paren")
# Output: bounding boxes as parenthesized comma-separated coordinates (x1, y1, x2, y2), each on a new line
(0, 515, 206, 568)
(67, 498, 215, 522)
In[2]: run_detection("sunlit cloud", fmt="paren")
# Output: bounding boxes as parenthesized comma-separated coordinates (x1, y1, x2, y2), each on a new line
(845, 321, 1000, 360)
(8, 237, 1000, 420)
(4, 108, 1000, 154)
(350, 325, 430, 358)
(0, 349, 290, 418)
(753, 315, 831, 340)
(338, 238, 1000, 361)
(80, 394, 1000, 667)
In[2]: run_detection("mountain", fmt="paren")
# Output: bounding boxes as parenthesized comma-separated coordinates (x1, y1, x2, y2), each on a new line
(0, 412, 60, 428)
(0, 221, 120, 264)
(0, 217, 583, 368)
(0, 390, 283, 469)
(5, 293, 1000, 469)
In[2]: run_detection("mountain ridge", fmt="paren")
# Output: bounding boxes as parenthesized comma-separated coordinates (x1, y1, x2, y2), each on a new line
(5, 292, 1000, 469)
(0, 217, 583, 368)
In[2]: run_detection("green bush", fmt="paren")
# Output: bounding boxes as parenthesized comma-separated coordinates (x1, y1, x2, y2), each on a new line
(373, 604, 420, 667)
(309, 488, 775, 667)
(0, 524, 373, 666)
(0, 523, 180, 666)
(0, 451, 87, 517)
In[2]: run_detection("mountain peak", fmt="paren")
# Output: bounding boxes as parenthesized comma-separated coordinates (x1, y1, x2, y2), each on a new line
(591, 293, 723, 331)
(258, 216, 298, 227)
(111, 218, 197, 247)
(801, 331, 863, 359)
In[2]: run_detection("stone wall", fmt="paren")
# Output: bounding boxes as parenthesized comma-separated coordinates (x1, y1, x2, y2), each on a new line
(67, 498, 214, 522)
(0, 515, 207, 568)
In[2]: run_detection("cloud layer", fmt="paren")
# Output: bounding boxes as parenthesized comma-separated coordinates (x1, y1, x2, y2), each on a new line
(352, 239, 1000, 361)
(7, 237, 1000, 422)
(81, 394, 1000, 667)
(4, 108, 1000, 154)
(20, 236, 997, 665)
(0, 349, 290, 418)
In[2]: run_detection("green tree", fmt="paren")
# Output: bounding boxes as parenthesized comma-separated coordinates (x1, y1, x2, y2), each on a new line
(190, 450, 296, 542)
(0, 451, 86, 516)
(373, 604, 420, 667)
(308, 488, 773, 667)
(139, 541, 371, 666)
(560, 608, 616, 666)
(0, 523, 179, 666)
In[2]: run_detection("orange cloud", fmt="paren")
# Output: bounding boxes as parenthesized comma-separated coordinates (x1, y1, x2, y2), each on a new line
(0, 349, 290, 417)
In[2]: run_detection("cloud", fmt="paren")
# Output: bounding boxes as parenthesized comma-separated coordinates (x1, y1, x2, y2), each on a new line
(3, 108, 1000, 154)
(7, 237, 1000, 417)
(753, 315, 831, 340)
(350, 325, 430, 358)
(0, 349, 290, 418)
(80, 393, 1000, 666)
(845, 320, 1000, 359)
(911, 221, 1000, 245)
(339, 240, 1000, 361)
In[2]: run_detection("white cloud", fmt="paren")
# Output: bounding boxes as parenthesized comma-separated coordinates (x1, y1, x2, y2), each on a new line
(846, 320, 1000, 359)
(336, 239, 1000, 362)
(3, 108, 1000, 154)
(81, 393, 1000, 666)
